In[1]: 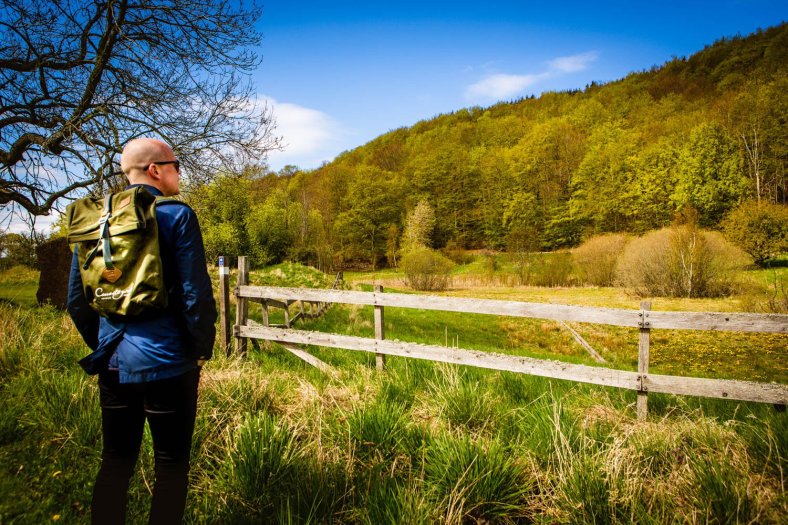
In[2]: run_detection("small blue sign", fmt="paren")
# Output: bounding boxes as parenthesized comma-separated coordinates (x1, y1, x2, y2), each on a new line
(219, 256, 225, 267)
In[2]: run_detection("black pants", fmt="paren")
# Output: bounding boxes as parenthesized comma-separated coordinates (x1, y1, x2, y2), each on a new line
(92, 367, 200, 525)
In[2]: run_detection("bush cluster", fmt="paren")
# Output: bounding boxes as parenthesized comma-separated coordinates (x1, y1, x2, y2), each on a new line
(400, 246, 454, 291)
(722, 200, 788, 267)
(573, 233, 630, 286)
(615, 226, 747, 298)
(529, 252, 574, 287)
(571, 227, 747, 298)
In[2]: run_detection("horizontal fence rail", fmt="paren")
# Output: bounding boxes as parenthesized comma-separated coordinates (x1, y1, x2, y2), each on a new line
(227, 256, 788, 419)
(238, 285, 788, 333)
(237, 325, 787, 405)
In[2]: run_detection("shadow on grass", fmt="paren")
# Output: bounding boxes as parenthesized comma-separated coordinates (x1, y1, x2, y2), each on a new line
(763, 259, 788, 268)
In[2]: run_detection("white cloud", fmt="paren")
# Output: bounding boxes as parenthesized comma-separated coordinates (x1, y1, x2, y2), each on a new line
(464, 50, 598, 103)
(465, 73, 548, 101)
(2, 207, 59, 235)
(262, 97, 348, 171)
(547, 51, 598, 73)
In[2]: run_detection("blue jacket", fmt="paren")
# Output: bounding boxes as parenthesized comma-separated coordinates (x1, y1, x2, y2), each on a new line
(68, 185, 217, 383)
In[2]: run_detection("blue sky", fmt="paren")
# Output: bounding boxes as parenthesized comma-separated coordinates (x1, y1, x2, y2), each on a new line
(5, 1, 786, 234)
(258, 0, 786, 171)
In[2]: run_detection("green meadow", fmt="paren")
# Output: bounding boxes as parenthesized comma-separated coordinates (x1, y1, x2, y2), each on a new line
(1, 262, 786, 524)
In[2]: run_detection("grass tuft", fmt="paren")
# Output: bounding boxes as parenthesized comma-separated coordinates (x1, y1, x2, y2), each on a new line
(345, 401, 411, 465)
(425, 364, 501, 432)
(424, 433, 534, 523)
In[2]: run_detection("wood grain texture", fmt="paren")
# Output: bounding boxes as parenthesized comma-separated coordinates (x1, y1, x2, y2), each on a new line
(237, 286, 788, 332)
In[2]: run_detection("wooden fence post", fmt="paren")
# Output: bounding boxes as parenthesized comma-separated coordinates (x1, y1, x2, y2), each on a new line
(374, 285, 386, 371)
(262, 300, 269, 327)
(637, 300, 652, 420)
(234, 256, 249, 356)
(218, 256, 231, 356)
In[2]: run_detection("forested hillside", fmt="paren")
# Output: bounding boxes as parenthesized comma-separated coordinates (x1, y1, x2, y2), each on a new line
(189, 23, 787, 269)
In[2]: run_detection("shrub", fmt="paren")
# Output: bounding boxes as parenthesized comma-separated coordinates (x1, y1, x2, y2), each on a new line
(201, 222, 242, 266)
(505, 251, 575, 287)
(573, 234, 630, 286)
(531, 251, 574, 287)
(441, 246, 475, 265)
(722, 200, 788, 266)
(616, 226, 747, 297)
(400, 246, 454, 291)
(0, 265, 39, 285)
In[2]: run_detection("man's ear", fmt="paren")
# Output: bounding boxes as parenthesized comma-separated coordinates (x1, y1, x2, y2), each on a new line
(148, 164, 162, 181)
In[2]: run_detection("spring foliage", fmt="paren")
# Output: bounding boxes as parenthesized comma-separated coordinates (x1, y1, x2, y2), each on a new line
(723, 200, 788, 266)
(186, 24, 786, 269)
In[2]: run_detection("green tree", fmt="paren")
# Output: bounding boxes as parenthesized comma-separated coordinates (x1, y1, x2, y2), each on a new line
(726, 79, 788, 202)
(406, 127, 480, 247)
(246, 189, 297, 266)
(672, 123, 749, 226)
(570, 122, 640, 233)
(334, 171, 403, 269)
(186, 172, 253, 264)
(402, 199, 436, 250)
(201, 222, 242, 267)
(623, 140, 679, 232)
(501, 191, 540, 233)
(722, 200, 788, 266)
(507, 117, 584, 207)
(474, 146, 511, 249)
(0, 232, 37, 269)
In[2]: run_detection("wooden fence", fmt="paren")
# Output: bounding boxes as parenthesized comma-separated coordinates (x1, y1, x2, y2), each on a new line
(223, 256, 788, 419)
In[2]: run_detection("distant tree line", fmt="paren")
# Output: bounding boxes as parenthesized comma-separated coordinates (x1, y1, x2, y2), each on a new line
(189, 24, 787, 270)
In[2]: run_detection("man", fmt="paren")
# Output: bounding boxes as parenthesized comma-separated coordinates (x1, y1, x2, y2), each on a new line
(67, 138, 217, 524)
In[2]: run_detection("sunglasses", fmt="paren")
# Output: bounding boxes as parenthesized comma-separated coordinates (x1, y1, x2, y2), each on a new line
(147, 160, 180, 172)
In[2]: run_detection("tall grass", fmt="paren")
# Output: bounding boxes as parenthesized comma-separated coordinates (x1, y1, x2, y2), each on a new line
(0, 265, 40, 306)
(1, 268, 786, 523)
(425, 364, 503, 432)
(424, 433, 534, 523)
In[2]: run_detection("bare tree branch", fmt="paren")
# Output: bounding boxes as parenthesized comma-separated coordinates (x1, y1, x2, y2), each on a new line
(0, 0, 280, 218)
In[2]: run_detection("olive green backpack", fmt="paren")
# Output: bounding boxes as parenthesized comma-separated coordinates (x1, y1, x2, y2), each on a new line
(66, 186, 181, 317)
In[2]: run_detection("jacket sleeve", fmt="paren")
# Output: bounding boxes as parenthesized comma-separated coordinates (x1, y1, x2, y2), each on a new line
(67, 248, 100, 350)
(171, 208, 217, 360)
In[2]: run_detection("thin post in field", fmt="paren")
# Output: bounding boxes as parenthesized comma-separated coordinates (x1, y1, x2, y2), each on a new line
(218, 256, 231, 357)
(234, 255, 250, 356)
(637, 300, 652, 420)
(375, 284, 386, 371)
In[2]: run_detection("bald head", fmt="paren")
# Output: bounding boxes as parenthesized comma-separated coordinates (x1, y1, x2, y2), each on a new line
(121, 138, 181, 196)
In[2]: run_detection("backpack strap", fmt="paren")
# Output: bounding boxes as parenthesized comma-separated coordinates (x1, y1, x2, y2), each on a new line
(82, 194, 115, 271)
